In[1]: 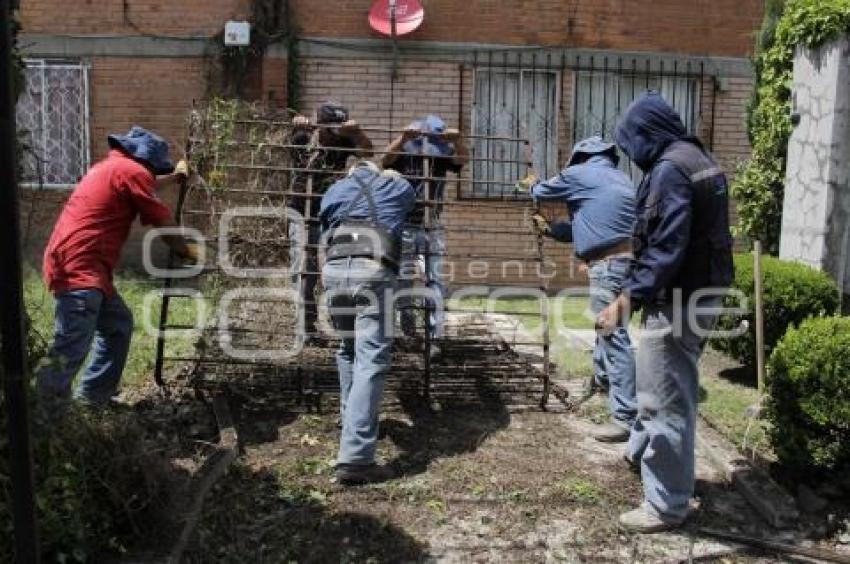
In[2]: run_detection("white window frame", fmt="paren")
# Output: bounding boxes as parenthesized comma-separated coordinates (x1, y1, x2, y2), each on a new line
(470, 67, 561, 198)
(572, 70, 702, 181)
(16, 58, 91, 190)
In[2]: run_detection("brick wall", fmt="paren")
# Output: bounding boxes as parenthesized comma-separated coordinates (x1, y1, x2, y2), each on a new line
(296, 57, 753, 289)
(22, 1, 762, 58)
(291, 0, 763, 58)
(20, 0, 251, 36)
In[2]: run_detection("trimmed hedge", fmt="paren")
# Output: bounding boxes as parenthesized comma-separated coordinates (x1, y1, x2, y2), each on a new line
(714, 254, 839, 365)
(767, 316, 850, 473)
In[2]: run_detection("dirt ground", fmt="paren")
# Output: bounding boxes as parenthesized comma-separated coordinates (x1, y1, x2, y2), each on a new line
(139, 383, 796, 563)
(117, 308, 850, 563)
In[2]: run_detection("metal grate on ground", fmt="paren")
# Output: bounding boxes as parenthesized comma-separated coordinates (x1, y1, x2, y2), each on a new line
(152, 100, 566, 411)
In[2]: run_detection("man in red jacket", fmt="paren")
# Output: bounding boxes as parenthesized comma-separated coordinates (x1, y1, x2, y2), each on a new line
(37, 126, 196, 406)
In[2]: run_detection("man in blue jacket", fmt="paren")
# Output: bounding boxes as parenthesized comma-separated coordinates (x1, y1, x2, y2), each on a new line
(597, 92, 733, 532)
(528, 136, 637, 442)
(320, 161, 416, 485)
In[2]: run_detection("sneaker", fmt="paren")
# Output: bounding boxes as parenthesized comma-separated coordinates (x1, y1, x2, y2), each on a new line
(335, 463, 397, 486)
(618, 506, 683, 533)
(593, 422, 630, 443)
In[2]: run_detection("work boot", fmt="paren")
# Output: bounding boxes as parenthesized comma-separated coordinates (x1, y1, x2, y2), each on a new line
(618, 506, 684, 533)
(593, 422, 630, 443)
(335, 463, 397, 486)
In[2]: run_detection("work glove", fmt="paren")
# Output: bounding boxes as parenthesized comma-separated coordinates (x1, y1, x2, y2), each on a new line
(181, 242, 202, 264)
(531, 213, 550, 235)
(514, 172, 539, 192)
(174, 159, 190, 178)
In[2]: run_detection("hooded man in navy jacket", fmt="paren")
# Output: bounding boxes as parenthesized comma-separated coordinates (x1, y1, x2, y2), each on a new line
(597, 92, 733, 532)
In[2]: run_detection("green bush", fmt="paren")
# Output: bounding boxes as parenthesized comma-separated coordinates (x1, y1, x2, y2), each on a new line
(0, 407, 170, 562)
(714, 254, 839, 365)
(767, 316, 850, 473)
(733, 0, 850, 253)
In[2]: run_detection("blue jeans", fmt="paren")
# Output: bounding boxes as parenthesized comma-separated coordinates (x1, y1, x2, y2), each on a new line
(588, 257, 637, 428)
(36, 289, 133, 405)
(627, 295, 722, 521)
(323, 257, 395, 465)
(398, 226, 446, 339)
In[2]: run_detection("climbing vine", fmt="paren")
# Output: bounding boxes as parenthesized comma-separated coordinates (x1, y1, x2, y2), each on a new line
(206, 0, 299, 107)
(732, 0, 850, 254)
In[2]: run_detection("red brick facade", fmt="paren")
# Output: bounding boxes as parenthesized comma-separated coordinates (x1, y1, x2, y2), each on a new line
(17, 1, 760, 288)
(22, 1, 762, 57)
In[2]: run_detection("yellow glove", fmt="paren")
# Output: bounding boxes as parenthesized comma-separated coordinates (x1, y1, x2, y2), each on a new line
(174, 159, 190, 178)
(515, 172, 539, 192)
(182, 242, 201, 264)
(531, 213, 550, 235)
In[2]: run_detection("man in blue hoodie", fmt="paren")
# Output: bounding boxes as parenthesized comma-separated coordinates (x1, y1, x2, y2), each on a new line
(526, 136, 637, 442)
(597, 92, 733, 532)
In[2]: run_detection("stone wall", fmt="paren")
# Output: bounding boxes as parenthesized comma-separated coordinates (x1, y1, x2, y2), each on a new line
(780, 36, 850, 298)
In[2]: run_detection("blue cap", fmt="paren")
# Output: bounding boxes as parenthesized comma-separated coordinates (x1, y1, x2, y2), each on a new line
(568, 135, 618, 166)
(107, 126, 174, 175)
(403, 114, 454, 157)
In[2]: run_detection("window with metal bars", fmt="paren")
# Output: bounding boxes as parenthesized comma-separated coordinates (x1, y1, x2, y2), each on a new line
(470, 68, 559, 199)
(573, 71, 701, 181)
(15, 59, 90, 188)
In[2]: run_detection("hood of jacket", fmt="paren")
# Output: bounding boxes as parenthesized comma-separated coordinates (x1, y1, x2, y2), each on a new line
(614, 91, 688, 172)
(567, 135, 618, 167)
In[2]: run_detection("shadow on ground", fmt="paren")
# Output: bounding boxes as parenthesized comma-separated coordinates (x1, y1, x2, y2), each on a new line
(182, 464, 426, 563)
(384, 376, 512, 477)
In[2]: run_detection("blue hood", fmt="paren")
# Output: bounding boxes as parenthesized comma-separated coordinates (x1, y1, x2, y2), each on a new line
(614, 91, 687, 172)
(403, 114, 453, 157)
(568, 135, 618, 166)
(108, 126, 174, 175)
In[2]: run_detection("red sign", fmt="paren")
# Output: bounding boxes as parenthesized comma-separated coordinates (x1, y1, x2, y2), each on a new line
(368, 0, 424, 36)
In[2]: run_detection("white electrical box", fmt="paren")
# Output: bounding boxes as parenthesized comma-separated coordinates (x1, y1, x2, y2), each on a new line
(224, 21, 251, 47)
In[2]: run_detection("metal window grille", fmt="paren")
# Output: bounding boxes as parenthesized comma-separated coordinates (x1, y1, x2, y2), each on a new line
(574, 70, 700, 181)
(471, 68, 559, 198)
(15, 59, 90, 188)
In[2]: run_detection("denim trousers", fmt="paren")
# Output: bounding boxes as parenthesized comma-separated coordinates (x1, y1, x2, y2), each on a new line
(397, 226, 446, 339)
(587, 257, 637, 428)
(323, 257, 395, 465)
(627, 295, 722, 521)
(289, 221, 320, 336)
(36, 289, 133, 405)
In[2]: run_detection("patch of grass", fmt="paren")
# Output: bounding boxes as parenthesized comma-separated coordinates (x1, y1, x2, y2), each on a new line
(452, 296, 594, 331)
(699, 370, 772, 459)
(555, 476, 603, 504)
(453, 295, 597, 379)
(24, 265, 200, 390)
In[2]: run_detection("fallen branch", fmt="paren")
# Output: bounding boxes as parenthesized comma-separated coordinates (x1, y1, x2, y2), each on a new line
(169, 394, 239, 563)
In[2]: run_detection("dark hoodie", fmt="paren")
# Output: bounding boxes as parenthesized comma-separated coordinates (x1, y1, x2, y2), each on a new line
(614, 91, 733, 306)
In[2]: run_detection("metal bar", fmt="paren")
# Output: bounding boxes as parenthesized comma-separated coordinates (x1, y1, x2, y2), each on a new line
(754, 241, 766, 395)
(422, 156, 432, 400)
(153, 176, 190, 387)
(601, 56, 608, 138)
(0, 1, 40, 558)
